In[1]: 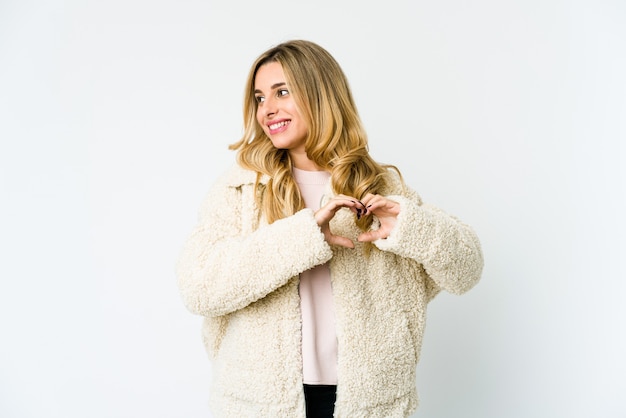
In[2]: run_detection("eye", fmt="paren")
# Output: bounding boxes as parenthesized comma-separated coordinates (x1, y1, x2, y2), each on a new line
(255, 95, 265, 104)
(277, 89, 289, 97)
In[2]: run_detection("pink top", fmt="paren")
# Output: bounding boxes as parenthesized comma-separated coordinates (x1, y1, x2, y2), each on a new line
(292, 167, 338, 385)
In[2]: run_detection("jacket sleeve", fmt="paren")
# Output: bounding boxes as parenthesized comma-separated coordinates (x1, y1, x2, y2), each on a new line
(373, 187, 484, 297)
(176, 177, 333, 318)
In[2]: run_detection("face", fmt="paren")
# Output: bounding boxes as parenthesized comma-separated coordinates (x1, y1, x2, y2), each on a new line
(254, 62, 309, 155)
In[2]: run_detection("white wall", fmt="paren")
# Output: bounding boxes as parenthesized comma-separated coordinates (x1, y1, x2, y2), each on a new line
(1, 0, 624, 417)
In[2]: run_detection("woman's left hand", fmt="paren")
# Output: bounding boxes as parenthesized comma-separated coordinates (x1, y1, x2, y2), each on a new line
(357, 194, 400, 242)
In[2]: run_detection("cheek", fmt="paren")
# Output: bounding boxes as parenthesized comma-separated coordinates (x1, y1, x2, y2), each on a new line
(289, 102, 305, 124)
(255, 110, 264, 128)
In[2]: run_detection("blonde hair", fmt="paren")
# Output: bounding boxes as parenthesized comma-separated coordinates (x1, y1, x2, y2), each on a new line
(229, 40, 403, 229)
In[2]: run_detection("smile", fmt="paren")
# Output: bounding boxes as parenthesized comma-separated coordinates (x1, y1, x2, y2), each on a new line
(267, 119, 291, 135)
(268, 120, 290, 131)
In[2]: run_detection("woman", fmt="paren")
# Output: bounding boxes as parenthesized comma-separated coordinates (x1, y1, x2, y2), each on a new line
(176, 39, 483, 418)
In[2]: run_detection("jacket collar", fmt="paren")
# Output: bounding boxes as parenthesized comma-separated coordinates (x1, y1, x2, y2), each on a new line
(223, 163, 270, 187)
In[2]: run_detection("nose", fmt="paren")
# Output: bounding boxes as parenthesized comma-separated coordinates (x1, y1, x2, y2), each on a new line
(263, 96, 277, 118)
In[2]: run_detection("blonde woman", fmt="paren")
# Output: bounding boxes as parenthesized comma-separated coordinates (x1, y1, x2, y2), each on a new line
(176, 39, 483, 418)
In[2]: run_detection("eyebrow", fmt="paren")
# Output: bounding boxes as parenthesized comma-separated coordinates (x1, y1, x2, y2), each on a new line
(254, 82, 287, 94)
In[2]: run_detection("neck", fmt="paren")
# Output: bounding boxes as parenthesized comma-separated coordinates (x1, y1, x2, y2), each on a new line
(290, 151, 323, 171)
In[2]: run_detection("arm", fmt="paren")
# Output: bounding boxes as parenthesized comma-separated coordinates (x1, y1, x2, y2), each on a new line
(176, 178, 333, 318)
(372, 188, 484, 296)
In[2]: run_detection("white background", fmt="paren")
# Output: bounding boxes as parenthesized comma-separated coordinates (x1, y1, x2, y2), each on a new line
(1, 0, 625, 417)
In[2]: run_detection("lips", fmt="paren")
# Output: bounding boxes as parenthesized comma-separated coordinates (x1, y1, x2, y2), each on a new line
(267, 119, 290, 134)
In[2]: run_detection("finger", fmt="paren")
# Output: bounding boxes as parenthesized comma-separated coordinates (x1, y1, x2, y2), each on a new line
(328, 234, 355, 249)
(330, 196, 361, 212)
(359, 193, 376, 208)
(332, 197, 362, 217)
(366, 198, 400, 216)
(357, 229, 387, 243)
(360, 194, 382, 211)
(315, 197, 356, 224)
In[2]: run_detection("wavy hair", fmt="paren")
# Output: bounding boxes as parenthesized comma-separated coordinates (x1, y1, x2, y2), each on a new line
(229, 40, 403, 229)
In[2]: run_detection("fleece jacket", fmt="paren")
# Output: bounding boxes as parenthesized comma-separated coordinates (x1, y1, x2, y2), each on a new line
(176, 163, 483, 418)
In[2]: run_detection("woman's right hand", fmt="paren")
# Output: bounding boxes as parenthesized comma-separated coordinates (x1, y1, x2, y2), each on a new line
(314, 195, 364, 249)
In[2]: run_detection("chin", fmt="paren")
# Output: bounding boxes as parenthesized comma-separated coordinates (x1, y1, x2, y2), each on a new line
(269, 139, 294, 150)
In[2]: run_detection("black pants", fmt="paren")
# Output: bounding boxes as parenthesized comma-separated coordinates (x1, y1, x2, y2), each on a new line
(303, 384, 337, 418)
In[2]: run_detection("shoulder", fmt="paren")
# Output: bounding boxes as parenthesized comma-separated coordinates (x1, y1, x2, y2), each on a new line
(213, 163, 270, 189)
(197, 163, 269, 220)
(381, 166, 409, 193)
(385, 167, 403, 188)
(382, 166, 423, 205)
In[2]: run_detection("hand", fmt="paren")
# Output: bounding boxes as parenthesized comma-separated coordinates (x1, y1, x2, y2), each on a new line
(356, 194, 400, 242)
(314, 195, 363, 249)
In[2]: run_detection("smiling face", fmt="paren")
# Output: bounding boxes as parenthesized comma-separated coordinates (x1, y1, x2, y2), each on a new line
(254, 62, 311, 166)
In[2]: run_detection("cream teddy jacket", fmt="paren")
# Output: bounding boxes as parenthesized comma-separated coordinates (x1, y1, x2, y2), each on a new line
(176, 163, 483, 418)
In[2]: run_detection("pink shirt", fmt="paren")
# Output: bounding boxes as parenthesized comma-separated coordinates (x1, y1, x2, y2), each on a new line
(292, 167, 338, 385)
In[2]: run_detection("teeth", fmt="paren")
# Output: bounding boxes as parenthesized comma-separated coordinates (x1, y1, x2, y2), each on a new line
(269, 120, 289, 130)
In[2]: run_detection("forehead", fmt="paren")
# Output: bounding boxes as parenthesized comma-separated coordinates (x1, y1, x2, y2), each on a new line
(254, 61, 286, 89)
